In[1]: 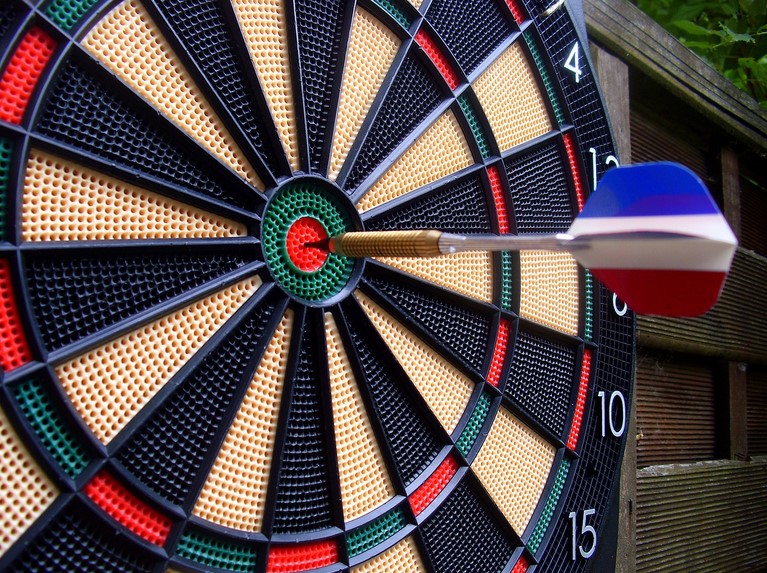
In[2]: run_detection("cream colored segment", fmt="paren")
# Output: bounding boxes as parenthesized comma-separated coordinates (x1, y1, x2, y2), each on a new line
(351, 536, 427, 573)
(472, 42, 552, 152)
(22, 150, 246, 241)
(231, 0, 298, 171)
(192, 310, 292, 531)
(404, 0, 424, 7)
(357, 110, 473, 213)
(56, 277, 261, 444)
(374, 252, 493, 303)
(519, 250, 580, 335)
(355, 291, 473, 434)
(325, 312, 394, 522)
(472, 406, 555, 535)
(82, 0, 261, 188)
(0, 406, 58, 556)
(328, 8, 400, 181)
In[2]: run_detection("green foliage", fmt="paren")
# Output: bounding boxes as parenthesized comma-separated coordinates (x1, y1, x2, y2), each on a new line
(637, 0, 767, 109)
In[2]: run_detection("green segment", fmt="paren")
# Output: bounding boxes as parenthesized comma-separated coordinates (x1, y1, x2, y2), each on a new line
(46, 0, 99, 30)
(500, 251, 513, 311)
(458, 96, 491, 160)
(347, 509, 406, 557)
(263, 183, 354, 302)
(13, 380, 89, 478)
(524, 32, 566, 127)
(527, 458, 571, 554)
(176, 530, 257, 572)
(456, 393, 491, 455)
(584, 270, 594, 341)
(0, 138, 11, 242)
(372, 0, 411, 29)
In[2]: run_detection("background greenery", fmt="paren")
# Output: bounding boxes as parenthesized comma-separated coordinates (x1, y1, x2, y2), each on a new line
(636, 0, 767, 109)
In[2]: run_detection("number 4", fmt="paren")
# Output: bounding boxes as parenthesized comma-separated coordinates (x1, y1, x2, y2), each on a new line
(564, 43, 582, 83)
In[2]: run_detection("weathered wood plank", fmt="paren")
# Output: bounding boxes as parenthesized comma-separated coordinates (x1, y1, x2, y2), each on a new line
(637, 458, 767, 573)
(638, 249, 767, 365)
(635, 355, 716, 467)
(584, 0, 767, 152)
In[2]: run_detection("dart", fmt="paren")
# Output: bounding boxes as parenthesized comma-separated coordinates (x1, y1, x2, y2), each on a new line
(326, 163, 738, 317)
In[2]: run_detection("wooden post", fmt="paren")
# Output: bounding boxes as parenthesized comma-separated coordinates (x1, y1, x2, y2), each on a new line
(721, 147, 741, 241)
(728, 362, 749, 459)
(720, 148, 747, 460)
(591, 44, 635, 573)
(591, 46, 631, 164)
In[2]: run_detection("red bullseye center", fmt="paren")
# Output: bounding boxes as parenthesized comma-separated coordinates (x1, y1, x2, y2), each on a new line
(286, 217, 329, 273)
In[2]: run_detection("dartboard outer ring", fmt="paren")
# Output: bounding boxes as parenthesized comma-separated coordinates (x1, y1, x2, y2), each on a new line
(0, 1, 634, 572)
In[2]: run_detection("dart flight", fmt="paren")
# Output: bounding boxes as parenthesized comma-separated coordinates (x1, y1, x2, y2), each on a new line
(327, 163, 737, 317)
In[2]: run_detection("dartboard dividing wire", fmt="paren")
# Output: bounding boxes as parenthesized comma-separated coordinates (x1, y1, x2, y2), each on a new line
(0, 0, 635, 572)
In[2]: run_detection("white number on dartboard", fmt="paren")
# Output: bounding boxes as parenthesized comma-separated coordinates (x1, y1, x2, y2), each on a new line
(569, 508, 597, 560)
(598, 390, 626, 438)
(589, 147, 620, 190)
(564, 43, 582, 83)
(612, 292, 628, 317)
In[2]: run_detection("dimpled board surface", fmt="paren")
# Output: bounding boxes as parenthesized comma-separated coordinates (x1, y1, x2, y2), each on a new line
(0, 0, 633, 571)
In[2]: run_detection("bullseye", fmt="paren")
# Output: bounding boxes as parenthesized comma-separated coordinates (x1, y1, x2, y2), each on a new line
(261, 177, 358, 303)
(286, 217, 329, 272)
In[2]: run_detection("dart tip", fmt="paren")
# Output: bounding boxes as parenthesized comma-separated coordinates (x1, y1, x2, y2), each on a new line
(305, 238, 331, 252)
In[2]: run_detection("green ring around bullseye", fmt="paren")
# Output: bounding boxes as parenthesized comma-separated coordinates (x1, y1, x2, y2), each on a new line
(262, 180, 356, 302)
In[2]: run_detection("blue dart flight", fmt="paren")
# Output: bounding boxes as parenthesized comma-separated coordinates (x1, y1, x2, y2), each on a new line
(326, 163, 738, 317)
(567, 162, 737, 316)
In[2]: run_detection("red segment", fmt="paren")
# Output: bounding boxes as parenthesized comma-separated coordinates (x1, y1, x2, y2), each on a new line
(84, 471, 172, 546)
(0, 259, 31, 371)
(590, 267, 726, 317)
(563, 133, 586, 212)
(488, 165, 510, 234)
(0, 27, 56, 124)
(286, 217, 329, 272)
(409, 455, 459, 516)
(511, 555, 529, 573)
(486, 318, 510, 387)
(567, 349, 591, 450)
(267, 540, 338, 573)
(504, 0, 526, 24)
(415, 30, 460, 90)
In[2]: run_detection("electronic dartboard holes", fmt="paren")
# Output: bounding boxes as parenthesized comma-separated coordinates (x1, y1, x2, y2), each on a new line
(0, 0, 633, 572)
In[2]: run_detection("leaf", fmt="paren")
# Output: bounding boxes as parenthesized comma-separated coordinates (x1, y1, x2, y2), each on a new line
(742, 56, 767, 83)
(741, 0, 767, 24)
(639, 0, 767, 106)
(683, 40, 720, 50)
(719, 23, 756, 44)
(670, 3, 709, 21)
(671, 19, 723, 37)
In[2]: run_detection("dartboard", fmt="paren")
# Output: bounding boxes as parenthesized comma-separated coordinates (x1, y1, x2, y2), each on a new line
(0, 0, 634, 571)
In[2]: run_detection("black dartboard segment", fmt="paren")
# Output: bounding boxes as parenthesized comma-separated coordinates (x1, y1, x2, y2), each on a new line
(0, 0, 633, 572)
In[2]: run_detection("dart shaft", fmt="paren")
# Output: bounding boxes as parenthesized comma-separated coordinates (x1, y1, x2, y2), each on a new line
(328, 230, 573, 258)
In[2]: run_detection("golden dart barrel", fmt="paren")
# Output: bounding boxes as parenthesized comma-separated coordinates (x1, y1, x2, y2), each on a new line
(329, 230, 444, 258)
